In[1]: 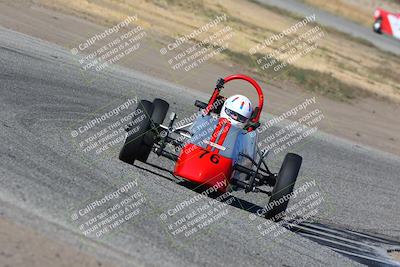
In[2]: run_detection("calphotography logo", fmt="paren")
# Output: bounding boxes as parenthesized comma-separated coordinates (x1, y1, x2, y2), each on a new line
(70, 15, 148, 72)
(69, 96, 144, 159)
(160, 13, 235, 72)
(77, 16, 138, 51)
(249, 13, 327, 77)
(158, 173, 233, 239)
(70, 179, 146, 239)
(72, 97, 138, 136)
(163, 13, 228, 52)
(257, 97, 324, 156)
(249, 14, 317, 55)
(249, 177, 328, 242)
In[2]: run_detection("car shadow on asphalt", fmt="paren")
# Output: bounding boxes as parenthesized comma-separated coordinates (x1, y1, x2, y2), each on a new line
(134, 160, 264, 214)
(134, 160, 400, 267)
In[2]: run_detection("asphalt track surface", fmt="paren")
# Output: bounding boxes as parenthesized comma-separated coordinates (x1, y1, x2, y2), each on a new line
(256, 0, 400, 56)
(1, 27, 400, 266)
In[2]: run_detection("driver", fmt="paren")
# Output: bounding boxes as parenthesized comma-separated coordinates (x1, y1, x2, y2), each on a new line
(219, 95, 256, 191)
(220, 94, 253, 128)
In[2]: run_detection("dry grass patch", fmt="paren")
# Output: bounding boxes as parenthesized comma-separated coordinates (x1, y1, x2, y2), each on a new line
(38, 0, 400, 102)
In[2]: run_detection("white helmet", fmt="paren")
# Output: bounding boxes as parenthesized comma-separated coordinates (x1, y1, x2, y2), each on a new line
(220, 94, 253, 127)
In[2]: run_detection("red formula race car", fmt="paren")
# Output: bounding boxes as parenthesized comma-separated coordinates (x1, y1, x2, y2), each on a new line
(119, 74, 302, 219)
(373, 8, 400, 39)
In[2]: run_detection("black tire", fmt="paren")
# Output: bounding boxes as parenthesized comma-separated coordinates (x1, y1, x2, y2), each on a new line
(151, 98, 169, 125)
(373, 18, 382, 34)
(138, 98, 170, 162)
(119, 100, 154, 164)
(265, 153, 302, 220)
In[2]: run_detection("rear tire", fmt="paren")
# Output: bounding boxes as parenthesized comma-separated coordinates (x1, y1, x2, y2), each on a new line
(119, 100, 154, 164)
(265, 153, 302, 220)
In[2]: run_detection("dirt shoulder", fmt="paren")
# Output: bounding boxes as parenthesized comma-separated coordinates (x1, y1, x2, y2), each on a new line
(0, 0, 399, 157)
(36, 0, 400, 103)
(0, 216, 116, 267)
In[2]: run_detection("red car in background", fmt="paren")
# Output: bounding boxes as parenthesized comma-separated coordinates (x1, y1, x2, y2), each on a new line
(373, 8, 400, 40)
